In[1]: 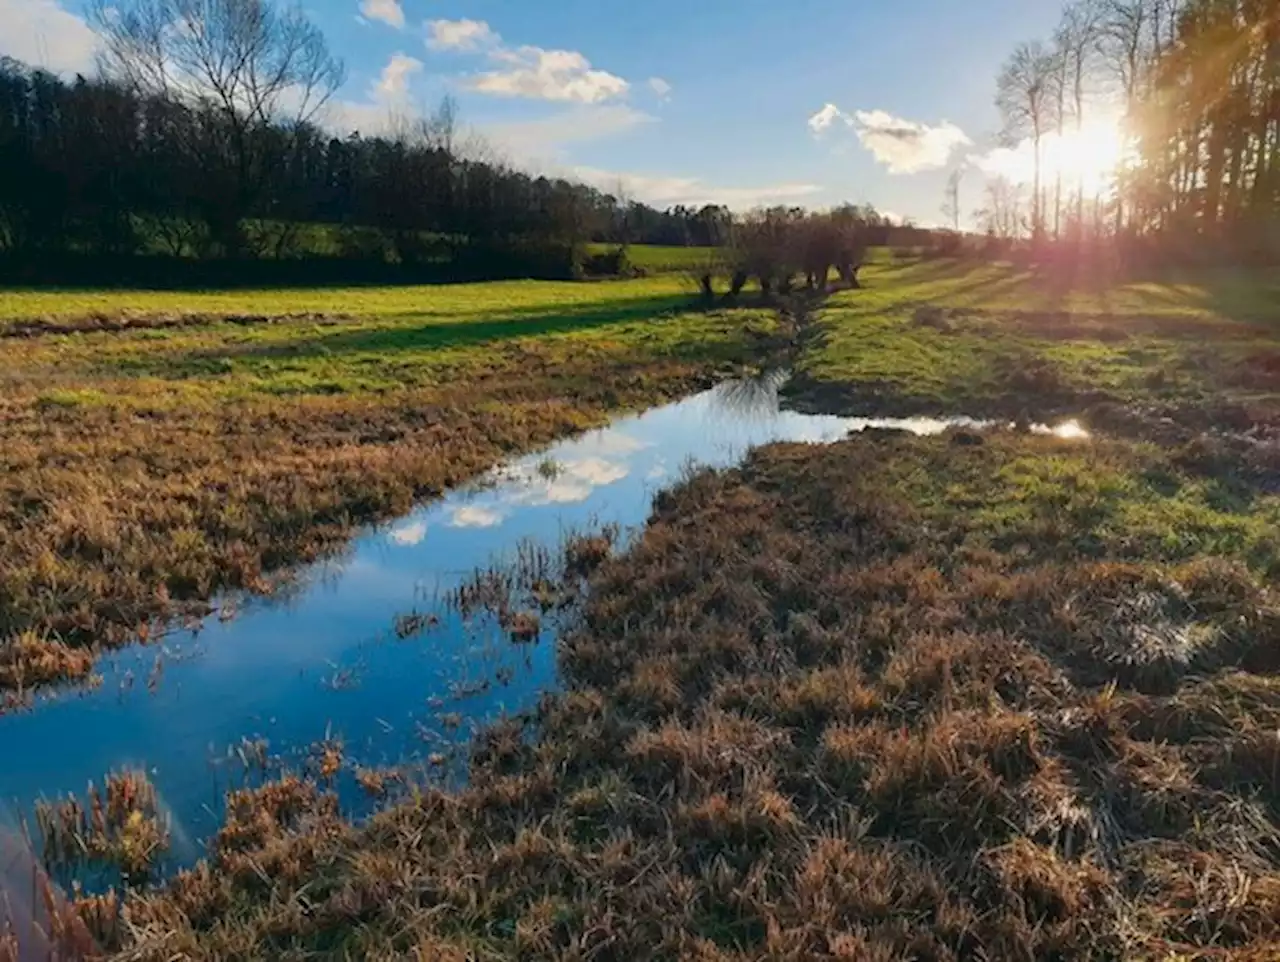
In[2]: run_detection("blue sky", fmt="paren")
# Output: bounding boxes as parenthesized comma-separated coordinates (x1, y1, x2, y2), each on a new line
(6, 0, 1067, 224)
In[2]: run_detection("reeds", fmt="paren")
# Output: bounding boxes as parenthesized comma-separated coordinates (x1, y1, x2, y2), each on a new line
(35, 770, 170, 884)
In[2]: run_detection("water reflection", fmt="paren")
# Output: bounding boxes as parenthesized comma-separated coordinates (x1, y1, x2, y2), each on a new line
(1036, 419, 1091, 440)
(710, 369, 791, 421)
(0, 376, 1079, 875)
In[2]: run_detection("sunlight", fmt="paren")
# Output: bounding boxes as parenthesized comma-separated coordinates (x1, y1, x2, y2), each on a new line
(1044, 118, 1126, 194)
(980, 114, 1127, 197)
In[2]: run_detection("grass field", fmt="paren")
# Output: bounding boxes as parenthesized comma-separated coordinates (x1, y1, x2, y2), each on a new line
(0, 276, 776, 698)
(605, 244, 722, 274)
(793, 259, 1280, 435)
(4, 260, 1278, 698)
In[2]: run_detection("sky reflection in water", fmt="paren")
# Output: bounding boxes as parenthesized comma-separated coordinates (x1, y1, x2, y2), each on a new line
(0, 377, 1076, 868)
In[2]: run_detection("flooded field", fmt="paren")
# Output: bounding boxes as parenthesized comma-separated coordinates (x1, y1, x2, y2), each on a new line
(0, 375, 1031, 880)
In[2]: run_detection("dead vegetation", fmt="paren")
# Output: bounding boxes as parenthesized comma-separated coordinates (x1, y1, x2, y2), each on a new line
(71, 432, 1280, 959)
(0, 323, 742, 699)
(35, 770, 170, 886)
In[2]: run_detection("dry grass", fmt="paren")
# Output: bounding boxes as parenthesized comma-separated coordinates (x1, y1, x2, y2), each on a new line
(65, 431, 1279, 959)
(0, 283, 770, 697)
(35, 770, 170, 886)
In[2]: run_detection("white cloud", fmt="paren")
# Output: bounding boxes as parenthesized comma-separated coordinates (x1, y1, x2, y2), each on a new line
(580, 431, 649, 457)
(0, 0, 99, 76)
(426, 20, 628, 104)
(972, 143, 1025, 179)
(421, 19, 638, 114)
(971, 118, 1125, 196)
(808, 103, 850, 135)
(563, 457, 628, 487)
(320, 52, 422, 135)
(388, 520, 428, 546)
(480, 104, 655, 165)
(851, 109, 970, 174)
(648, 77, 672, 100)
(494, 457, 631, 507)
(448, 505, 505, 528)
(361, 0, 404, 29)
(573, 166, 823, 210)
(374, 52, 422, 100)
(472, 46, 628, 104)
(426, 18, 499, 51)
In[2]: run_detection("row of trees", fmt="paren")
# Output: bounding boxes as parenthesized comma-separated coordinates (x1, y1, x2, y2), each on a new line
(714, 205, 891, 297)
(0, 0, 733, 280)
(988, 0, 1280, 256)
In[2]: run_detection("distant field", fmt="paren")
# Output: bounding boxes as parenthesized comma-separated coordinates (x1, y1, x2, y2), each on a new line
(593, 244, 722, 273)
(0, 257, 715, 324)
(794, 258, 1280, 423)
(0, 275, 690, 325)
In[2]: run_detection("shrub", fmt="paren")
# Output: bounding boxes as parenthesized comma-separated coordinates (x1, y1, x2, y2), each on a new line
(581, 246, 636, 278)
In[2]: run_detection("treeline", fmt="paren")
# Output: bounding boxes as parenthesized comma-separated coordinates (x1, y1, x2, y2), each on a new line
(0, 54, 728, 285)
(714, 205, 891, 295)
(991, 0, 1280, 260)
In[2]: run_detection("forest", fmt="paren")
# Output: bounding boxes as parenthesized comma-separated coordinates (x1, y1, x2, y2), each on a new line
(984, 0, 1280, 261)
(0, 54, 732, 285)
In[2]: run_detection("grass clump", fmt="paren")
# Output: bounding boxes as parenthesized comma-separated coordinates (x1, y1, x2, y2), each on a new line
(86, 430, 1280, 959)
(36, 770, 170, 886)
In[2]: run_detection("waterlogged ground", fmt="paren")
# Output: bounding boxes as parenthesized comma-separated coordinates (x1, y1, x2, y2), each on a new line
(0, 375, 1016, 876)
(85, 423, 1280, 961)
(4, 264, 1278, 958)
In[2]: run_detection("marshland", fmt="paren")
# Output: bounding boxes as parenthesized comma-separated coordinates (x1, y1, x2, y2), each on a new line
(3, 0, 1280, 958)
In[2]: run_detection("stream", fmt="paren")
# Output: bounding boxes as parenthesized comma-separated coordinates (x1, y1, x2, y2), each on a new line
(0, 374, 1027, 877)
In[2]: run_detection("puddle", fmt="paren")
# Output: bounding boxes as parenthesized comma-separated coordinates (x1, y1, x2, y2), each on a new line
(0, 375, 1081, 875)
(1032, 419, 1091, 440)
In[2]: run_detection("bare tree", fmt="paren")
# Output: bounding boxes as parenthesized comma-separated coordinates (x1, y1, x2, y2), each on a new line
(1098, 0, 1161, 108)
(612, 178, 634, 250)
(941, 167, 963, 232)
(1055, 0, 1104, 227)
(977, 176, 1026, 240)
(90, 0, 344, 254)
(1096, 0, 1180, 232)
(997, 41, 1058, 241)
(1048, 43, 1069, 238)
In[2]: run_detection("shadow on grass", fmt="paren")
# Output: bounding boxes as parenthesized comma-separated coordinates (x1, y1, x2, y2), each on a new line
(105, 292, 735, 381)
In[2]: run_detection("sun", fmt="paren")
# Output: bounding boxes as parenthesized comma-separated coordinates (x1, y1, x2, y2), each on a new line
(1041, 117, 1126, 195)
(981, 113, 1128, 198)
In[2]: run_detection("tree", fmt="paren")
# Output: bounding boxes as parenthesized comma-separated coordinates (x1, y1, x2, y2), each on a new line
(1055, 0, 1104, 229)
(977, 176, 1026, 240)
(941, 168, 963, 231)
(997, 41, 1059, 240)
(90, 0, 345, 255)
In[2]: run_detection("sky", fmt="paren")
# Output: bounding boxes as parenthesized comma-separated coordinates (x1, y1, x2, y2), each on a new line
(3, 0, 1071, 225)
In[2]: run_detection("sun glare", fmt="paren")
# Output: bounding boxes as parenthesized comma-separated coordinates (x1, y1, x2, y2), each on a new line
(1043, 118, 1126, 194)
(982, 114, 1128, 197)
